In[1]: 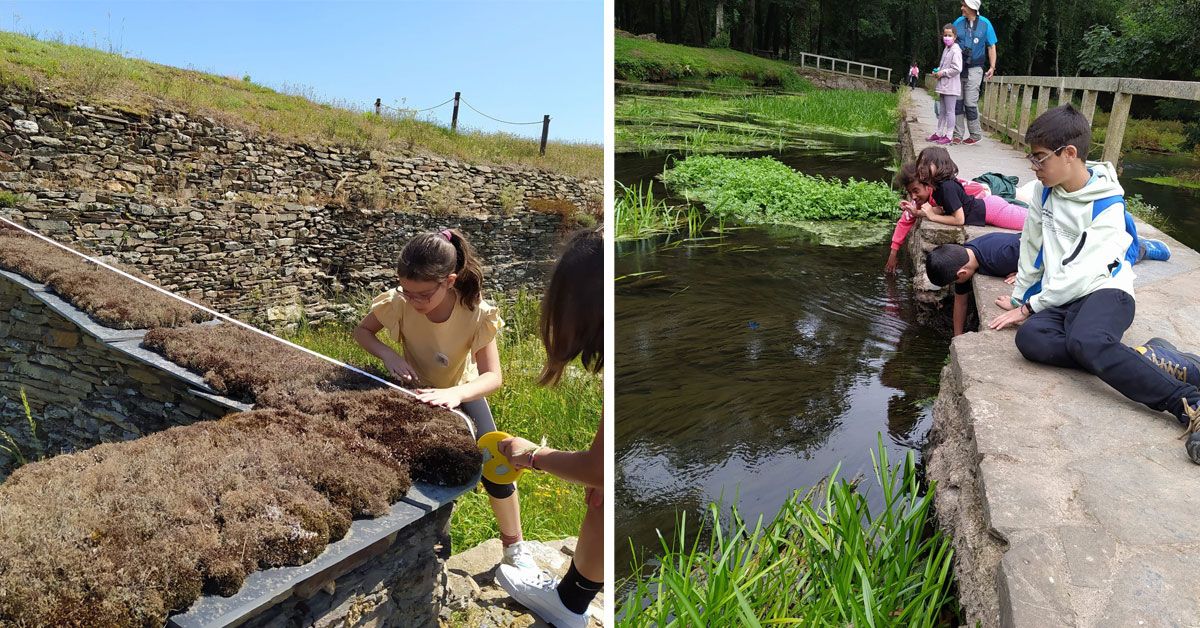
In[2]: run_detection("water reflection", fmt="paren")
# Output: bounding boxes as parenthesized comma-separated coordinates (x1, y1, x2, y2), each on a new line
(615, 229, 951, 581)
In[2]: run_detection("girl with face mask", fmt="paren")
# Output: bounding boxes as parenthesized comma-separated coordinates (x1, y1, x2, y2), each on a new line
(929, 23, 963, 145)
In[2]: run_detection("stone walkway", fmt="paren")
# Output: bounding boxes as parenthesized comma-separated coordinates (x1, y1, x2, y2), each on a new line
(907, 88, 1200, 627)
(440, 538, 605, 628)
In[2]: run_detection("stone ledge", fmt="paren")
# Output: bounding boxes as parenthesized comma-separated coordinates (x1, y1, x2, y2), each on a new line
(928, 220, 1200, 627)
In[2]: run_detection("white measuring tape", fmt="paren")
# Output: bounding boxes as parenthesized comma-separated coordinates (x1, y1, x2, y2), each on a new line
(0, 215, 477, 439)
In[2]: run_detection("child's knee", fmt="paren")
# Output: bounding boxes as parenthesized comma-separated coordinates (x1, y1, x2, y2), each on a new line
(1015, 323, 1051, 362)
(482, 477, 515, 499)
(1064, 330, 1119, 369)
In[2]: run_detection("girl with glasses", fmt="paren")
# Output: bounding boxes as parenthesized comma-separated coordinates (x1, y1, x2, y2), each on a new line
(353, 228, 535, 571)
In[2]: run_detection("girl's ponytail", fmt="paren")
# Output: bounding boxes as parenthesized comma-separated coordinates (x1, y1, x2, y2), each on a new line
(445, 229, 484, 309)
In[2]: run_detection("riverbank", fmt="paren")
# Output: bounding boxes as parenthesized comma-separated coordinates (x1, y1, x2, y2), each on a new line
(903, 86, 1200, 626)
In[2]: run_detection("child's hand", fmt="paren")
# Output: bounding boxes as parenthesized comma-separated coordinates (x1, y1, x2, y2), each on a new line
(884, 250, 900, 274)
(414, 387, 464, 409)
(900, 199, 916, 213)
(1004, 273, 1017, 285)
(988, 307, 1029, 330)
(994, 296, 1016, 311)
(498, 435, 539, 469)
(383, 356, 420, 385)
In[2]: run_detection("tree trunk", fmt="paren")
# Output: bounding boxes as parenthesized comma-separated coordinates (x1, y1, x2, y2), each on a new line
(670, 0, 684, 42)
(694, 0, 707, 45)
(715, 0, 725, 35)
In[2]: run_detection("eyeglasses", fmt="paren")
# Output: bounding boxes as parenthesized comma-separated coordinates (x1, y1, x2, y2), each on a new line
(404, 281, 447, 303)
(1027, 146, 1067, 170)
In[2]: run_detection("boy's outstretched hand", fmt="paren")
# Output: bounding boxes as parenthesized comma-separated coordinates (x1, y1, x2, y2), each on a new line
(884, 250, 900, 274)
(989, 307, 1029, 330)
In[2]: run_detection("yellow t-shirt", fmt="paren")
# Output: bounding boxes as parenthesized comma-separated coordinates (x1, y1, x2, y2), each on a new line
(368, 288, 504, 389)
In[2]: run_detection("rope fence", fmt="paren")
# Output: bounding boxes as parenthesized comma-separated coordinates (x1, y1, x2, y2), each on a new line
(373, 92, 552, 155)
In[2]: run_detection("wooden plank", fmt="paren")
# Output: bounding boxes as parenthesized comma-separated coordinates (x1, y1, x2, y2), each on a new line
(1102, 91, 1133, 164)
(1081, 89, 1098, 125)
(1059, 88, 1074, 107)
(1017, 85, 1035, 146)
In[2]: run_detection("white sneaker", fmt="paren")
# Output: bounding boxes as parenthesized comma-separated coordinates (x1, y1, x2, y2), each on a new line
(495, 564, 589, 628)
(502, 541, 538, 571)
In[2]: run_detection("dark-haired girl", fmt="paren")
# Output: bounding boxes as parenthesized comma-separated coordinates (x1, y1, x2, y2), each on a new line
(494, 228, 604, 628)
(352, 228, 533, 570)
(914, 146, 1027, 230)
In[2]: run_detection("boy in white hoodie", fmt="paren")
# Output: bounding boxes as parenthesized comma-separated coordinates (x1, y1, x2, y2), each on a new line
(989, 104, 1200, 463)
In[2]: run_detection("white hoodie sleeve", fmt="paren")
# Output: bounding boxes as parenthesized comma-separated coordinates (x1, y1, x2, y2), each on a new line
(1027, 200, 1132, 312)
(1010, 185, 1045, 304)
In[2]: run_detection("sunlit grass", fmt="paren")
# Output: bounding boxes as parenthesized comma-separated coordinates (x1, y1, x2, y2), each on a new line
(0, 30, 601, 178)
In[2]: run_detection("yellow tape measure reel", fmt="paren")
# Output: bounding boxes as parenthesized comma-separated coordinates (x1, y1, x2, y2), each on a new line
(478, 431, 525, 485)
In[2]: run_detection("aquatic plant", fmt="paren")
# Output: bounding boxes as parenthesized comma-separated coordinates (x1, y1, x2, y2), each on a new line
(662, 155, 899, 223)
(618, 439, 956, 626)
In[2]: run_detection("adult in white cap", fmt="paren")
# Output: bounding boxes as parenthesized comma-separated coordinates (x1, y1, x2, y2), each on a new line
(952, 0, 997, 145)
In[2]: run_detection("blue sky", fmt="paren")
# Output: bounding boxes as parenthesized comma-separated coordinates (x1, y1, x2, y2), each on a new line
(4, 0, 603, 143)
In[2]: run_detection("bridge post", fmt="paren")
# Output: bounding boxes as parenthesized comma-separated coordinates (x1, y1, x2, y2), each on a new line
(1102, 91, 1133, 163)
(1080, 90, 1098, 125)
(1018, 85, 1035, 146)
(1059, 88, 1074, 107)
(1035, 85, 1050, 119)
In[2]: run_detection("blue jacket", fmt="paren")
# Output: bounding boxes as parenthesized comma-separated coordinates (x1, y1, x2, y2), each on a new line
(953, 15, 997, 68)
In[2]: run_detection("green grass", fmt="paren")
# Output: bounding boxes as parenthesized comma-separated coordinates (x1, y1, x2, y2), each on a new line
(616, 35, 811, 91)
(662, 155, 899, 223)
(282, 290, 601, 554)
(0, 389, 42, 470)
(1135, 174, 1200, 190)
(616, 90, 897, 153)
(614, 181, 714, 241)
(618, 439, 956, 626)
(1125, 194, 1172, 231)
(0, 30, 601, 179)
(0, 191, 20, 208)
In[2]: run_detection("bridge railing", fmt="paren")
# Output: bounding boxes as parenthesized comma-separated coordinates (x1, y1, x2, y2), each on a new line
(797, 52, 892, 84)
(979, 76, 1200, 163)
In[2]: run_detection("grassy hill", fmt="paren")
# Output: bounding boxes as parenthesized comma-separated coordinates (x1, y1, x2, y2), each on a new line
(616, 34, 810, 91)
(0, 31, 600, 179)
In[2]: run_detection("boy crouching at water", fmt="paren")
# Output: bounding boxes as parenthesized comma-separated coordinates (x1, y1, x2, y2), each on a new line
(987, 104, 1200, 463)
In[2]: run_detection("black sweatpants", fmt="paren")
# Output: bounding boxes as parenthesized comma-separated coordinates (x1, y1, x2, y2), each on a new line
(1015, 289, 1199, 421)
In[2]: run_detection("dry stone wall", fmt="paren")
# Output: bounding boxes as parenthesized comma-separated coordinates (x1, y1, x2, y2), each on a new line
(0, 270, 237, 478)
(0, 88, 601, 325)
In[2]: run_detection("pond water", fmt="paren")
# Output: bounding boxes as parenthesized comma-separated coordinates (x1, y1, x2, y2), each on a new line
(615, 133, 954, 582)
(613, 95, 1200, 584)
(1121, 150, 1200, 252)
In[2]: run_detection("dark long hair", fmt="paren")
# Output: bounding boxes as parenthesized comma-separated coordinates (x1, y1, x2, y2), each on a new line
(539, 228, 603, 386)
(916, 146, 959, 185)
(397, 228, 484, 309)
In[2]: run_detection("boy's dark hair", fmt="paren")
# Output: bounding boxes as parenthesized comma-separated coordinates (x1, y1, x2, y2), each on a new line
(1025, 104, 1091, 158)
(397, 228, 484, 310)
(894, 162, 920, 189)
(916, 146, 958, 184)
(539, 227, 603, 386)
(925, 243, 970, 287)
(942, 23, 955, 33)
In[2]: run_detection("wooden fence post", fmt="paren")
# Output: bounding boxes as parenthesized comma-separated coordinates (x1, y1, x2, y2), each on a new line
(451, 92, 461, 132)
(1080, 90, 1098, 125)
(1102, 91, 1133, 164)
(1017, 84, 1035, 146)
(539, 115, 550, 157)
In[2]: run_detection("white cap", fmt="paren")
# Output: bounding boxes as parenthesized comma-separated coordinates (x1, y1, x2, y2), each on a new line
(964, 0, 981, 10)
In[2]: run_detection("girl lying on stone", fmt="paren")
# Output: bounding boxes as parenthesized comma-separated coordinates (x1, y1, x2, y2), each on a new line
(352, 228, 535, 570)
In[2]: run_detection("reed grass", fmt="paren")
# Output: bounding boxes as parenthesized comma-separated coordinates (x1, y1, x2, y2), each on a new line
(617, 439, 957, 627)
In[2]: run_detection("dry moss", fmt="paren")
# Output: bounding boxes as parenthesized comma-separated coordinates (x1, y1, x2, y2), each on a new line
(0, 408, 411, 624)
(0, 227, 209, 328)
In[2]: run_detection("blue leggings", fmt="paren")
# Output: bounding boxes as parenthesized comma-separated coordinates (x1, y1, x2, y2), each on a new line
(460, 398, 516, 499)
